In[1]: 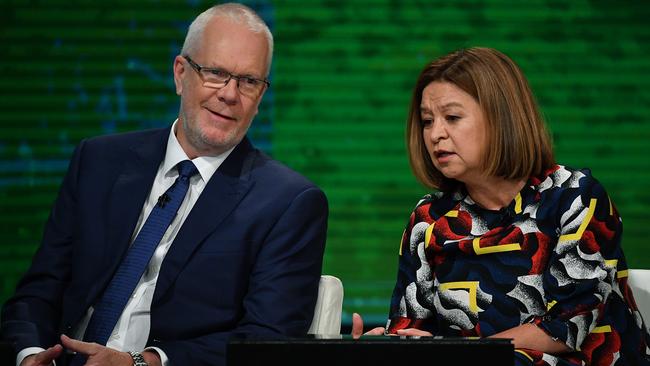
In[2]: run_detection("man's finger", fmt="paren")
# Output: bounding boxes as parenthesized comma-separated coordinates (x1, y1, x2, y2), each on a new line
(60, 334, 96, 355)
(32, 344, 63, 364)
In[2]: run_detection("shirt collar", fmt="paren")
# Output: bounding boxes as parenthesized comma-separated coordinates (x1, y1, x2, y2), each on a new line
(162, 119, 236, 182)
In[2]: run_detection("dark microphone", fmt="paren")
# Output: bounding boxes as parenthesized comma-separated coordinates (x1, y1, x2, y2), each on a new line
(157, 193, 171, 208)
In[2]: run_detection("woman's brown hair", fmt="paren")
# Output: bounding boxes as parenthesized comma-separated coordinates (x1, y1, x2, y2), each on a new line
(406, 47, 555, 191)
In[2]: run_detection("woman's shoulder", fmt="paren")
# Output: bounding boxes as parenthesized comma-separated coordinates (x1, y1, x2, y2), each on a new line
(529, 164, 610, 203)
(413, 190, 459, 206)
(410, 190, 461, 219)
(530, 164, 600, 191)
(414, 191, 442, 207)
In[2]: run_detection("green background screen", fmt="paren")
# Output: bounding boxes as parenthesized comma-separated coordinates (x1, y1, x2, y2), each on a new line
(1, 0, 648, 326)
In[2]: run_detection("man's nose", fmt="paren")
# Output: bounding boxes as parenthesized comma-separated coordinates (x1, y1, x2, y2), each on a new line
(217, 78, 239, 104)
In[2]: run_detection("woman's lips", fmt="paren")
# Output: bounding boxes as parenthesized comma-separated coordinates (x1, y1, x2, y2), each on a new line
(434, 150, 455, 163)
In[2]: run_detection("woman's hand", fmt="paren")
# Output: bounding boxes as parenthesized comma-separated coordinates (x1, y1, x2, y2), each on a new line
(351, 313, 385, 339)
(490, 323, 570, 354)
(351, 313, 434, 338)
(395, 328, 433, 336)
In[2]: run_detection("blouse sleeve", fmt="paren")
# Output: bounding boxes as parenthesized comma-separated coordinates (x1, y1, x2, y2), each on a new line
(386, 196, 439, 334)
(536, 170, 623, 351)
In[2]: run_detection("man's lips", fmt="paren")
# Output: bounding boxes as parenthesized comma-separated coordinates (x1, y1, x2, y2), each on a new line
(205, 107, 236, 121)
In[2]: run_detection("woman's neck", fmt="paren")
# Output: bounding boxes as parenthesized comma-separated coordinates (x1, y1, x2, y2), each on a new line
(464, 176, 527, 211)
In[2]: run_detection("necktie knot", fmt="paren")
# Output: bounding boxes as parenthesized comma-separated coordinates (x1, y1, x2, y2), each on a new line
(177, 160, 198, 180)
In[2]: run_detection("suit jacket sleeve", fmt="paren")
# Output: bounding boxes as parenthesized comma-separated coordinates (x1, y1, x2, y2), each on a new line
(1, 140, 85, 352)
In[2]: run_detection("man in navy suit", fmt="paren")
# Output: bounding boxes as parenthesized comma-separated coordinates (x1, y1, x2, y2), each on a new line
(1, 3, 328, 366)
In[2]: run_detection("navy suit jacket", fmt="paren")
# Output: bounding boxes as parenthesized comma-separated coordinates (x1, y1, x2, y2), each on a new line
(1, 127, 328, 365)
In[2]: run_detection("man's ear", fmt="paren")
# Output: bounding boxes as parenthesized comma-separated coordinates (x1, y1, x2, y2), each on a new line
(173, 55, 185, 96)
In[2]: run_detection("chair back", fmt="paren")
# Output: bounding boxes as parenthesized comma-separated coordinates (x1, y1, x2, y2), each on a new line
(308, 275, 344, 334)
(627, 269, 650, 322)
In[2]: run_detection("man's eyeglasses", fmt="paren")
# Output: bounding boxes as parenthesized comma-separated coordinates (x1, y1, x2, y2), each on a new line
(183, 55, 270, 96)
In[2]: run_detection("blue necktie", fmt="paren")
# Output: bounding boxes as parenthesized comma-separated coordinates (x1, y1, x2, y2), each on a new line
(78, 160, 198, 349)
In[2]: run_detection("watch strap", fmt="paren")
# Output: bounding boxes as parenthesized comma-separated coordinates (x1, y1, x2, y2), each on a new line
(128, 351, 149, 366)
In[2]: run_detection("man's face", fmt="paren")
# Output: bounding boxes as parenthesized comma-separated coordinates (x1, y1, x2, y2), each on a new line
(173, 16, 269, 158)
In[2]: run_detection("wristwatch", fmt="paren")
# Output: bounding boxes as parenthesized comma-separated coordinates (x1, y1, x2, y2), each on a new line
(128, 351, 149, 366)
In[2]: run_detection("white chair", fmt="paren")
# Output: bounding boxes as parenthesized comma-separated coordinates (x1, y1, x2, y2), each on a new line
(627, 269, 650, 321)
(308, 275, 344, 334)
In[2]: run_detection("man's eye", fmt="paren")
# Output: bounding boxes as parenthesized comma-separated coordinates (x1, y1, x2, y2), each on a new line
(209, 69, 230, 79)
(243, 77, 260, 85)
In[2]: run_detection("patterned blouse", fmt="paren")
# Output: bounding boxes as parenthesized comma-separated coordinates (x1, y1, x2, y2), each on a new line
(387, 165, 650, 365)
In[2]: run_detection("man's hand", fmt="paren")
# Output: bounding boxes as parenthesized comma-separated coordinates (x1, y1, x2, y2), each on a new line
(20, 345, 63, 366)
(60, 335, 133, 366)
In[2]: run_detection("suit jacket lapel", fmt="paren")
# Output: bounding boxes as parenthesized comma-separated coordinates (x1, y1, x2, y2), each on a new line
(91, 128, 170, 301)
(153, 138, 256, 303)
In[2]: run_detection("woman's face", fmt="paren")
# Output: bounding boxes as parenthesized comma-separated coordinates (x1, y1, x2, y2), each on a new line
(420, 81, 487, 186)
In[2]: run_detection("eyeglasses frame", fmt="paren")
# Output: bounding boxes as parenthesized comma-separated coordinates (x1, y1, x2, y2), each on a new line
(182, 55, 270, 94)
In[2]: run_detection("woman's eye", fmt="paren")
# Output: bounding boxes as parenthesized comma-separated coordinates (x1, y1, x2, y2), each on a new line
(446, 115, 460, 122)
(421, 119, 433, 127)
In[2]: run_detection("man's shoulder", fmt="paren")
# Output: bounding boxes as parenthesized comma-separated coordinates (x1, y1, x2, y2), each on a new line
(249, 150, 321, 193)
(82, 127, 169, 149)
(72, 127, 169, 164)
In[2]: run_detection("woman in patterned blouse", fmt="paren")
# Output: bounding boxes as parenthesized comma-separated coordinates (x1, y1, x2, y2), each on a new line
(352, 47, 650, 365)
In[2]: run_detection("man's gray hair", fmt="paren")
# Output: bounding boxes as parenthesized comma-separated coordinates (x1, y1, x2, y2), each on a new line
(181, 3, 274, 75)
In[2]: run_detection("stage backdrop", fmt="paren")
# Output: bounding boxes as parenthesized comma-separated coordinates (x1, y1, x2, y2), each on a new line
(1, 0, 648, 326)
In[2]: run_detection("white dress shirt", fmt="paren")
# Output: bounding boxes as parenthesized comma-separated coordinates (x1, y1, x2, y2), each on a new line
(17, 120, 234, 366)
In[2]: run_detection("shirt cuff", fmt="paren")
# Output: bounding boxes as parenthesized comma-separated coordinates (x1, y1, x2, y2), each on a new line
(145, 346, 169, 366)
(17, 347, 54, 366)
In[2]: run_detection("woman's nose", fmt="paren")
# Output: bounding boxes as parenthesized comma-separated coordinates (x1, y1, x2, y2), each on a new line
(429, 120, 447, 143)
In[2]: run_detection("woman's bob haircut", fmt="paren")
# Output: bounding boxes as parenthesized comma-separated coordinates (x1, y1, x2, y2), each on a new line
(407, 47, 555, 191)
